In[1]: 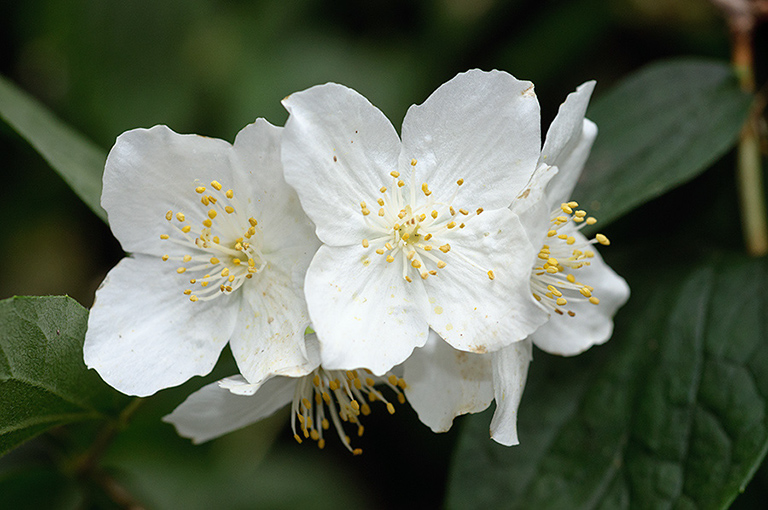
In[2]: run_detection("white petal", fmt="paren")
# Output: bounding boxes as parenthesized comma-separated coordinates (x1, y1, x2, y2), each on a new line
(163, 375, 296, 444)
(510, 163, 559, 251)
(229, 267, 314, 384)
(489, 338, 532, 446)
(400, 69, 541, 212)
(281, 83, 401, 246)
(425, 208, 547, 353)
(232, 120, 320, 257)
(304, 244, 429, 374)
(103, 125, 245, 256)
(403, 331, 493, 432)
(531, 241, 630, 355)
(222, 335, 320, 396)
(84, 256, 237, 396)
(540, 81, 597, 205)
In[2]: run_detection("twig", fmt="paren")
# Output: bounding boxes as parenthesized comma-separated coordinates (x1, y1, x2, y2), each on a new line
(713, 0, 768, 255)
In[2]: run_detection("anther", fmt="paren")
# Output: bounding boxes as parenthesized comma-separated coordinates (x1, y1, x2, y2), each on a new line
(195, 186, 206, 194)
(165, 210, 173, 221)
(487, 270, 495, 280)
(456, 179, 464, 186)
(211, 180, 222, 190)
(362, 239, 369, 248)
(176, 212, 185, 222)
(596, 234, 610, 245)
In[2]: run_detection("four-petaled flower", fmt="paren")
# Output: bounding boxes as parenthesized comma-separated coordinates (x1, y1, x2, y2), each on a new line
(163, 335, 406, 454)
(280, 70, 550, 375)
(403, 82, 630, 445)
(84, 120, 320, 397)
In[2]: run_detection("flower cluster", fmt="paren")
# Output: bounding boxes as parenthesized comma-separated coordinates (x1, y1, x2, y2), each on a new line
(85, 70, 629, 452)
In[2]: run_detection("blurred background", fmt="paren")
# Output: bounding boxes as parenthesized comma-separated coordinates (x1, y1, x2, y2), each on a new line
(1, 0, 766, 508)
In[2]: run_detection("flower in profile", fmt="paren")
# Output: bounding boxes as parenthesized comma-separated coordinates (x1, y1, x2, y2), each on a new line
(404, 81, 630, 446)
(163, 335, 406, 455)
(84, 120, 320, 397)
(281, 70, 549, 375)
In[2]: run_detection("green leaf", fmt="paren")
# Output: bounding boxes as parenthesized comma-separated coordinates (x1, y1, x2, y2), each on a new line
(574, 59, 753, 228)
(0, 75, 107, 221)
(0, 296, 129, 456)
(446, 254, 768, 509)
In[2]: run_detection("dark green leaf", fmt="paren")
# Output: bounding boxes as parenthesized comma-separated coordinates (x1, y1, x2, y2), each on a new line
(0, 296, 129, 456)
(447, 254, 768, 509)
(574, 59, 752, 228)
(0, 75, 107, 221)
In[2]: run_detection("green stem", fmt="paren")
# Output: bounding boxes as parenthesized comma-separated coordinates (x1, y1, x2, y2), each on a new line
(731, 21, 768, 256)
(73, 398, 144, 477)
(737, 119, 768, 255)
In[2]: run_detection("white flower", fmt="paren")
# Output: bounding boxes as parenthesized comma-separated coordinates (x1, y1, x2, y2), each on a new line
(163, 335, 406, 455)
(512, 80, 630, 357)
(404, 81, 630, 446)
(281, 69, 549, 375)
(84, 121, 320, 397)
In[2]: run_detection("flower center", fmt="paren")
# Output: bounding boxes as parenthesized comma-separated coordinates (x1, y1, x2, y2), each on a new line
(530, 201, 610, 316)
(291, 368, 406, 455)
(159, 180, 266, 302)
(359, 159, 493, 283)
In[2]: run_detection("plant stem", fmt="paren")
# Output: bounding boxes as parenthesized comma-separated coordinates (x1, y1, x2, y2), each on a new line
(729, 8, 768, 255)
(74, 398, 144, 477)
